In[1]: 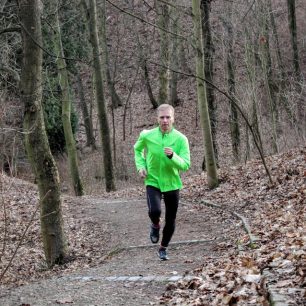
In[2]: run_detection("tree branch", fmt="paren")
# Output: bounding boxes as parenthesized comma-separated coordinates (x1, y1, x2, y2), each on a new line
(147, 60, 273, 184)
(199, 200, 259, 247)
(106, 0, 186, 39)
(19, 22, 86, 64)
(0, 27, 21, 35)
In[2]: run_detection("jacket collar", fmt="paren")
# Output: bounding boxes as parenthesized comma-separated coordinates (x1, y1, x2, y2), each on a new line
(158, 126, 174, 135)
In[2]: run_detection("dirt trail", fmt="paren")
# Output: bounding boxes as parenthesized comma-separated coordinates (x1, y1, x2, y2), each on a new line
(0, 197, 234, 306)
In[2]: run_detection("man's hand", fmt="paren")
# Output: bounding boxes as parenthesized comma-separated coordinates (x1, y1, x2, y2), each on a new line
(164, 147, 173, 158)
(138, 168, 147, 178)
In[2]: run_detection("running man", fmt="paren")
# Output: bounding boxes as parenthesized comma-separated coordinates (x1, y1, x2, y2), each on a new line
(134, 104, 190, 260)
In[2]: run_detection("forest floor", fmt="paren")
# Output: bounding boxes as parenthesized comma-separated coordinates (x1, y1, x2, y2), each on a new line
(0, 147, 305, 305)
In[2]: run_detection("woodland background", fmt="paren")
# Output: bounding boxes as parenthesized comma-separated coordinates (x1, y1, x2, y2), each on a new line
(0, 0, 305, 305)
(0, 0, 305, 190)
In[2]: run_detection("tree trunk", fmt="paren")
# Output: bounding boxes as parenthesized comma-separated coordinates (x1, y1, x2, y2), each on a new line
(50, 1, 84, 196)
(258, 1, 278, 153)
(201, 0, 218, 167)
(268, 0, 285, 81)
(287, 0, 300, 77)
(77, 71, 96, 149)
(223, 1, 240, 163)
(136, 32, 158, 108)
(192, 0, 218, 189)
(85, 0, 116, 192)
(244, 29, 264, 157)
(19, 0, 67, 266)
(169, 1, 179, 106)
(143, 59, 158, 109)
(157, 1, 170, 104)
(100, 0, 122, 108)
(268, 0, 295, 122)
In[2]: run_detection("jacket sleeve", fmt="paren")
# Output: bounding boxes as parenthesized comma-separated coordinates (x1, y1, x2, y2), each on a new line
(134, 131, 147, 171)
(171, 135, 190, 171)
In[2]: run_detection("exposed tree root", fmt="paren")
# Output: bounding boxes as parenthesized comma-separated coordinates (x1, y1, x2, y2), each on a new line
(101, 238, 219, 261)
(196, 200, 259, 247)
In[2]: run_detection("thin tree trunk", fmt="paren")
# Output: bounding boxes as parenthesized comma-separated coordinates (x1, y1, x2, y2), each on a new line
(100, 0, 122, 108)
(157, 1, 170, 104)
(201, 0, 218, 167)
(84, 0, 116, 191)
(19, 0, 67, 266)
(192, 0, 218, 189)
(126, 0, 157, 109)
(77, 71, 96, 149)
(143, 59, 158, 108)
(244, 29, 264, 157)
(50, 1, 84, 196)
(134, 16, 158, 109)
(287, 0, 300, 77)
(258, 1, 278, 153)
(137, 27, 158, 108)
(169, 1, 179, 106)
(268, 0, 285, 80)
(268, 0, 295, 122)
(223, 2, 240, 163)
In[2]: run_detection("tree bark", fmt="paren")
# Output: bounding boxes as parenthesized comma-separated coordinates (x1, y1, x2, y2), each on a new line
(287, 0, 300, 78)
(201, 0, 218, 167)
(192, 0, 218, 189)
(223, 1, 240, 163)
(100, 0, 122, 108)
(268, 0, 285, 81)
(19, 0, 67, 266)
(244, 29, 264, 158)
(49, 1, 84, 196)
(77, 71, 96, 149)
(258, 1, 278, 153)
(85, 0, 116, 191)
(169, 1, 179, 106)
(157, 1, 170, 104)
(135, 22, 158, 108)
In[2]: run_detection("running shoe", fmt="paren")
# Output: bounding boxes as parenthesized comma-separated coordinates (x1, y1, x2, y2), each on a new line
(158, 248, 169, 260)
(150, 224, 160, 244)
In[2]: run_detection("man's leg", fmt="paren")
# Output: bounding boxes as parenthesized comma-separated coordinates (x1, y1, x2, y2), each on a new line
(146, 186, 162, 243)
(159, 189, 179, 259)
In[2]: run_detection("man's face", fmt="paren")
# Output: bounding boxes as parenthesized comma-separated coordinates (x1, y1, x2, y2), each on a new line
(158, 108, 174, 133)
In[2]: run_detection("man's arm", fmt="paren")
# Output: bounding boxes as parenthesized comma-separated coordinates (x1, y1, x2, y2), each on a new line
(169, 136, 190, 171)
(134, 131, 147, 173)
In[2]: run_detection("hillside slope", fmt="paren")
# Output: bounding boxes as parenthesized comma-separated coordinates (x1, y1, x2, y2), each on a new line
(0, 147, 305, 304)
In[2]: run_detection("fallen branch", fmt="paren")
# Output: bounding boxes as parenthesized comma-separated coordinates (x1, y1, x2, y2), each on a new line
(101, 238, 219, 261)
(126, 238, 219, 250)
(198, 200, 259, 247)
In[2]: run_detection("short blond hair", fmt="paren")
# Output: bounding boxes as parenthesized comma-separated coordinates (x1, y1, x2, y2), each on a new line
(157, 104, 174, 115)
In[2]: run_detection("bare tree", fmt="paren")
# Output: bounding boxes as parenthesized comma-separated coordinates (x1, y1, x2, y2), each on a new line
(156, 0, 170, 104)
(77, 71, 96, 149)
(223, 1, 240, 163)
(19, 0, 67, 266)
(287, 0, 300, 78)
(258, 0, 279, 153)
(48, 1, 84, 196)
(83, 0, 116, 191)
(192, 0, 218, 189)
(100, 0, 122, 108)
(201, 0, 218, 167)
(169, 1, 180, 106)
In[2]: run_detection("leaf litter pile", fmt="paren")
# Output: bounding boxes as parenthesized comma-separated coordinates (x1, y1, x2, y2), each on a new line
(0, 147, 305, 305)
(160, 147, 306, 305)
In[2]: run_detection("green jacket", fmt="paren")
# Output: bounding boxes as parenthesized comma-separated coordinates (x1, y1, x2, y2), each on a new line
(134, 127, 190, 192)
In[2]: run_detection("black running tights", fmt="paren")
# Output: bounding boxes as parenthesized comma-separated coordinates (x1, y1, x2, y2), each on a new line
(146, 185, 179, 247)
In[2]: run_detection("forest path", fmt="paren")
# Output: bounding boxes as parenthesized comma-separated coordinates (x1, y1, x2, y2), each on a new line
(0, 196, 234, 305)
